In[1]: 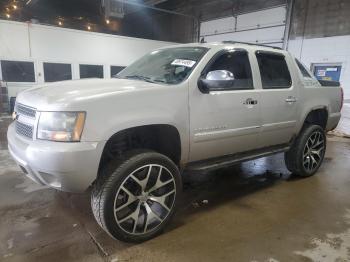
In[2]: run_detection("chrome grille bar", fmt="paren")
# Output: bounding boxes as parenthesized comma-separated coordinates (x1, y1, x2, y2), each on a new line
(15, 103, 37, 139)
(16, 103, 36, 118)
(15, 121, 34, 139)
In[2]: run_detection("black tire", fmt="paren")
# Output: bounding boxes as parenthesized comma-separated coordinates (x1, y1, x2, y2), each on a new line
(285, 124, 326, 177)
(91, 150, 181, 243)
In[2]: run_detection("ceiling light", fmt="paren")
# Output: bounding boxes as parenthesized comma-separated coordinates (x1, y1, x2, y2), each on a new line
(106, 19, 110, 24)
(13, 5, 17, 10)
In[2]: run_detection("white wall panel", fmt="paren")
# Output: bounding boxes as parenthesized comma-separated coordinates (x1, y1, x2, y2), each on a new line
(288, 36, 350, 99)
(0, 21, 30, 59)
(28, 23, 171, 66)
(200, 6, 286, 47)
(0, 20, 172, 65)
(236, 6, 286, 31)
(200, 17, 236, 36)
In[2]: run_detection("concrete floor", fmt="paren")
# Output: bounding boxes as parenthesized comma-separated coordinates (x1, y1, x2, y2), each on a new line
(331, 102, 350, 138)
(0, 110, 350, 262)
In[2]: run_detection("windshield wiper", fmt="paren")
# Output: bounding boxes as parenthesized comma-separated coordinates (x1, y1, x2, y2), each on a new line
(152, 79, 167, 84)
(123, 75, 155, 83)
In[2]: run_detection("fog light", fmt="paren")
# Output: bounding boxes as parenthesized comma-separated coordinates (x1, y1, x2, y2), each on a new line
(38, 172, 62, 189)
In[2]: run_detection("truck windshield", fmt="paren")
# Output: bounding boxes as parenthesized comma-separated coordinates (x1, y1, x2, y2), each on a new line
(116, 47, 208, 85)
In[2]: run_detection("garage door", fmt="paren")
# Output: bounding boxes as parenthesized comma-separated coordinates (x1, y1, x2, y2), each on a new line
(200, 6, 287, 48)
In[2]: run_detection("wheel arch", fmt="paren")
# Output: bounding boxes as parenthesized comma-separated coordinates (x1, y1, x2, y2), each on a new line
(299, 106, 329, 132)
(97, 124, 182, 177)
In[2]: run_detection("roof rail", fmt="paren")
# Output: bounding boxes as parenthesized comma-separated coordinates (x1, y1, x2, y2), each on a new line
(222, 41, 282, 50)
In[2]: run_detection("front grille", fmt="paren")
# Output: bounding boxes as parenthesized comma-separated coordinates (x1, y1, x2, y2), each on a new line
(16, 103, 36, 118)
(16, 121, 34, 139)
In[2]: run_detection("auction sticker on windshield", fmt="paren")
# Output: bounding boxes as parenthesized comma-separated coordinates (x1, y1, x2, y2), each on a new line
(171, 59, 196, 68)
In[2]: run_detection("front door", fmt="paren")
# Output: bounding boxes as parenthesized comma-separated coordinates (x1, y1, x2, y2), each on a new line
(189, 49, 261, 162)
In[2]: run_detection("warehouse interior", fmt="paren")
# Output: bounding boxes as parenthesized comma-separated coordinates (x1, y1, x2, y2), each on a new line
(0, 0, 350, 261)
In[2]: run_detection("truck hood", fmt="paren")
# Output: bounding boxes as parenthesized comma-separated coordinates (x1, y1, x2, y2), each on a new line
(16, 78, 161, 110)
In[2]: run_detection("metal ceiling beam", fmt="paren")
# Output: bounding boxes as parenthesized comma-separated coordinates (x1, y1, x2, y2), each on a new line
(283, 0, 294, 50)
(143, 0, 169, 5)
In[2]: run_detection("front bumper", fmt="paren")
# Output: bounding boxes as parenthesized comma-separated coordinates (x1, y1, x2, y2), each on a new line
(7, 123, 105, 193)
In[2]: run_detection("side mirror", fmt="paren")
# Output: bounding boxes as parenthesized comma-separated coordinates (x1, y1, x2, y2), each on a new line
(206, 70, 235, 81)
(198, 70, 235, 93)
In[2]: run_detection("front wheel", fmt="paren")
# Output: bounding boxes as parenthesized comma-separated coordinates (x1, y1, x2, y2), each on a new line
(91, 150, 181, 243)
(285, 124, 326, 177)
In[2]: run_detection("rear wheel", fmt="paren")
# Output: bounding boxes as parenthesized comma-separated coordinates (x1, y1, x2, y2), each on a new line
(285, 124, 326, 177)
(91, 150, 181, 242)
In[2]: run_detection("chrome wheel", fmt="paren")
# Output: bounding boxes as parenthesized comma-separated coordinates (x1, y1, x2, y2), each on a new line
(114, 164, 176, 235)
(302, 131, 325, 172)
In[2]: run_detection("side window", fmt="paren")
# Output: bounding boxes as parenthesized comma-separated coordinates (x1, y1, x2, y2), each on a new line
(44, 62, 72, 82)
(206, 50, 253, 90)
(295, 59, 311, 78)
(79, 64, 104, 79)
(1, 60, 35, 82)
(256, 52, 292, 89)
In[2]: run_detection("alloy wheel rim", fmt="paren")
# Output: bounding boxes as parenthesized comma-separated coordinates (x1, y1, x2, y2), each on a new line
(302, 131, 325, 172)
(114, 164, 176, 235)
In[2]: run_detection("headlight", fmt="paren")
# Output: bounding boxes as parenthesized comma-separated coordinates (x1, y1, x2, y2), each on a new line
(37, 112, 86, 142)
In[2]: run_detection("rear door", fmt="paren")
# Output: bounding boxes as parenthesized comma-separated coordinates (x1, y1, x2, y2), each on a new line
(188, 49, 261, 162)
(255, 51, 298, 148)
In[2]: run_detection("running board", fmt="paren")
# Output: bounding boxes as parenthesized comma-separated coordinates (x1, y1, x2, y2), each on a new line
(185, 145, 290, 172)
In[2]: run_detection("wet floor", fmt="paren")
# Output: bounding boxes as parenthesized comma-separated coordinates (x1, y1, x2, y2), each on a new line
(332, 102, 350, 137)
(1, 115, 350, 262)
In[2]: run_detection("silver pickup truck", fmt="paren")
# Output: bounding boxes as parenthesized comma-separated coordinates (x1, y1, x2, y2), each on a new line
(7, 42, 343, 242)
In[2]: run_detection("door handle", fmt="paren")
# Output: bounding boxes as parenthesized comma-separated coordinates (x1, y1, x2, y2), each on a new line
(243, 98, 258, 105)
(285, 96, 297, 103)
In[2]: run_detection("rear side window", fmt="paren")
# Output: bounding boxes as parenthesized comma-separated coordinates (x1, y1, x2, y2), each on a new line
(80, 64, 104, 79)
(44, 62, 72, 82)
(256, 52, 292, 89)
(295, 59, 311, 78)
(206, 50, 253, 90)
(1, 60, 35, 82)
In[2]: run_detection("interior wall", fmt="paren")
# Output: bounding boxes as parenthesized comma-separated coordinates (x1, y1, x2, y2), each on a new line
(121, 9, 196, 43)
(288, 0, 350, 99)
(288, 35, 350, 99)
(0, 0, 195, 43)
(197, 0, 350, 99)
(0, 20, 173, 97)
(0, 20, 173, 65)
(290, 0, 350, 40)
(159, 0, 286, 21)
(199, 6, 287, 48)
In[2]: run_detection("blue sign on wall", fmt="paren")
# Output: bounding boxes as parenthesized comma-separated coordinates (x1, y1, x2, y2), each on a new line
(313, 65, 342, 82)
